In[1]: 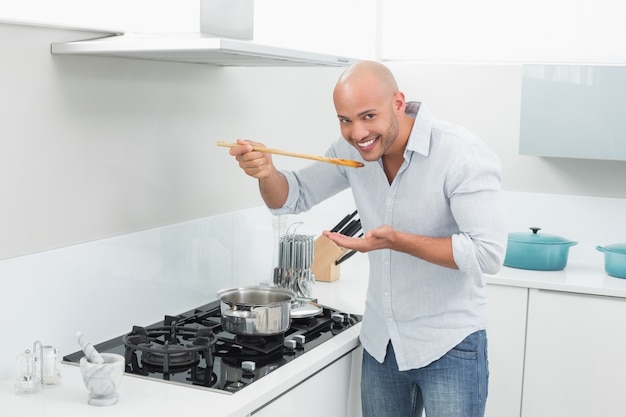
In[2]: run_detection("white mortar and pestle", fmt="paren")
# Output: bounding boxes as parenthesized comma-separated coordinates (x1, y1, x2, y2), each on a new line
(76, 331, 125, 406)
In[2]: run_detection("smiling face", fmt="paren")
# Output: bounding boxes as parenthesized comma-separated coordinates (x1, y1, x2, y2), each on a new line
(333, 61, 407, 162)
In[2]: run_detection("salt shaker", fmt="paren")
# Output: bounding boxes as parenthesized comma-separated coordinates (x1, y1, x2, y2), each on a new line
(15, 346, 41, 395)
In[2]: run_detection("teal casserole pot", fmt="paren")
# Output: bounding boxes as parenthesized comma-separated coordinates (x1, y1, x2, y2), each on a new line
(504, 227, 578, 271)
(596, 243, 626, 279)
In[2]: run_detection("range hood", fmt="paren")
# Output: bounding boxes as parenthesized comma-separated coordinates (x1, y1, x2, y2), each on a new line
(50, 0, 357, 67)
(50, 33, 357, 67)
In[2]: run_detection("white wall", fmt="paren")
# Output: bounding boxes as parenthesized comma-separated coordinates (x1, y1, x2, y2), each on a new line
(3, 19, 626, 260)
(0, 21, 345, 260)
(382, 0, 626, 64)
(0, 1, 195, 32)
(3, 0, 625, 63)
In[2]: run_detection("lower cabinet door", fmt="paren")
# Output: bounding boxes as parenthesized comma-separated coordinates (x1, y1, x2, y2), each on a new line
(252, 349, 359, 417)
(522, 289, 626, 417)
(485, 284, 528, 417)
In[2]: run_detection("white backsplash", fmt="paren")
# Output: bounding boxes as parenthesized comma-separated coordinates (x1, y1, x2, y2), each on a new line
(0, 207, 277, 380)
(501, 191, 626, 265)
(1, 190, 625, 381)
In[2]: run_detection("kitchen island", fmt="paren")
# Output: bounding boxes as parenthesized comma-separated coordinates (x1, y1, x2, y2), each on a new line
(2, 254, 626, 417)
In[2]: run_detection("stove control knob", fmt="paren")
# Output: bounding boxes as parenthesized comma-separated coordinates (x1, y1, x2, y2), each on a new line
(284, 339, 297, 351)
(293, 335, 306, 347)
(332, 312, 345, 323)
(241, 360, 256, 374)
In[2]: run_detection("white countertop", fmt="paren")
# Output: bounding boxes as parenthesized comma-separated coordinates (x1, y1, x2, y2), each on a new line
(488, 261, 626, 298)
(0, 260, 368, 417)
(2, 254, 624, 416)
(2, 326, 361, 417)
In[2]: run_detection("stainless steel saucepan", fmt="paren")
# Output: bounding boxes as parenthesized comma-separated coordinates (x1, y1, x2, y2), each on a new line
(217, 286, 296, 336)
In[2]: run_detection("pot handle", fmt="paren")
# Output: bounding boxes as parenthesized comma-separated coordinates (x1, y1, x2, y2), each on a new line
(222, 308, 257, 319)
(596, 245, 606, 253)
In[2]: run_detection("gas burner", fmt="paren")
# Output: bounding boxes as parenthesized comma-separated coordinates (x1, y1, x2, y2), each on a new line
(122, 324, 217, 374)
(235, 334, 284, 348)
(142, 349, 196, 369)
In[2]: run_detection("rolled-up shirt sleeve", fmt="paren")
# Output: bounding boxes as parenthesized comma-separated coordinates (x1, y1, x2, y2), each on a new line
(448, 142, 508, 276)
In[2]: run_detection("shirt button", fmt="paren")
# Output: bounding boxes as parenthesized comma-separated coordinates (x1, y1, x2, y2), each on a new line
(387, 317, 393, 322)
(387, 197, 393, 203)
(384, 291, 390, 296)
(384, 260, 389, 266)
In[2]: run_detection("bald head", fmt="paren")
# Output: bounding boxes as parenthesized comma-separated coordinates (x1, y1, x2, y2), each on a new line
(334, 60, 399, 101)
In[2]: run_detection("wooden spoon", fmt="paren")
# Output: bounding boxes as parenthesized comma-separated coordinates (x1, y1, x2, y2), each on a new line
(217, 141, 364, 168)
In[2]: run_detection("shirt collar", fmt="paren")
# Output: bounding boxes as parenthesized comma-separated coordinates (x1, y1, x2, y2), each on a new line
(404, 101, 432, 158)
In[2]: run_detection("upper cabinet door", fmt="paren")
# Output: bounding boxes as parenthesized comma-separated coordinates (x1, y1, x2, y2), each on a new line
(519, 64, 626, 161)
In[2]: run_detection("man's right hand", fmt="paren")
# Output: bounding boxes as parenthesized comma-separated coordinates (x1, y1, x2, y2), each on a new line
(228, 139, 275, 179)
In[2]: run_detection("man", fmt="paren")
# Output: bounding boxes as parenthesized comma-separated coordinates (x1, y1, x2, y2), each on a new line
(227, 60, 507, 417)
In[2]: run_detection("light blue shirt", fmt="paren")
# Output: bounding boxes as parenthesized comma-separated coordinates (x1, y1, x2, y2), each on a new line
(271, 102, 508, 370)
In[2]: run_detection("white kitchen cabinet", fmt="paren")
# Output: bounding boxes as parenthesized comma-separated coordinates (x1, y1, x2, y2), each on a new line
(485, 284, 528, 417)
(520, 65, 626, 161)
(251, 348, 361, 416)
(522, 289, 626, 417)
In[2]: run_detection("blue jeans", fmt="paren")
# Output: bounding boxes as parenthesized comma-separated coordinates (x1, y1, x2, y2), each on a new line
(361, 330, 489, 417)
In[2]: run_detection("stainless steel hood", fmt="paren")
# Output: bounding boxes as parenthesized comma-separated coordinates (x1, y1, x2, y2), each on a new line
(50, 32, 357, 67)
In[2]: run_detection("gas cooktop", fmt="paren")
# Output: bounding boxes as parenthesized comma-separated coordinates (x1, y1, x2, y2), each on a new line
(63, 300, 361, 394)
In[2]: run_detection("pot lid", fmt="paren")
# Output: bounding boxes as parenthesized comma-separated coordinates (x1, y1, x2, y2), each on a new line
(291, 300, 323, 319)
(597, 243, 626, 254)
(508, 227, 576, 245)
